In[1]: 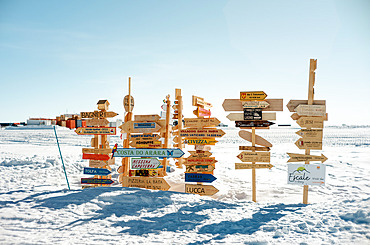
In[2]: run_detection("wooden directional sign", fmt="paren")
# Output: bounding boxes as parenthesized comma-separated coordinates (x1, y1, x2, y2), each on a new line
(227, 112, 276, 121)
(75, 127, 116, 135)
(185, 184, 219, 196)
(296, 117, 324, 128)
(129, 134, 160, 141)
(295, 139, 322, 150)
(129, 169, 158, 177)
(188, 150, 213, 158)
(185, 138, 218, 145)
(83, 153, 110, 161)
(179, 128, 225, 138)
(286, 100, 326, 112)
(131, 158, 161, 169)
(123, 95, 134, 112)
(134, 114, 161, 122)
(195, 145, 212, 151)
(113, 148, 185, 158)
(81, 111, 118, 118)
(185, 164, 215, 173)
(89, 160, 106, 168)
(83, 167, 111, 176)
(235, 120, 275, 128)
(237, 151, 270, 162)
(296, 129, 323, 140)
(294, 105, 326, 117)
(239, 146, 270, 151)
(86, 118, 109, 127)
(122, 176, 170, 191)
(223, 99, 283, 112)
(235, 163, 273, 169)
(185, 173, 216, 183)
(192, 95, 212, 108)
(81, 178, 113, 185)
(287, 153, 328, 163)
(129, 139, 162, 148)
(240, 91, 267, 101)
(184, 118, 220, 128)
(193, 107, 211, 117)
(244, 108, 262, 120)
(82, 148, 112, 154)
(291, 113, 328, 121)
(239, 130, 272, 147)
(242, 100, 270, 109)
(119, 121, 161, 134)
(185, 157, 217, 165)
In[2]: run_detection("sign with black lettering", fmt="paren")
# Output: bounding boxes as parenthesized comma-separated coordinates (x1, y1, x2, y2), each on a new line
(244, 108, 262, 120)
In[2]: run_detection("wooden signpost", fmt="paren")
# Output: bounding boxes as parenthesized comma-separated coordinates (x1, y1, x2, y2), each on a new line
(286, 59, 328, 204)
(172, 88, 185, 168)
(78, 100, 116, 188)
(223, 91, 283, 202)
(183, 95, 223, 196)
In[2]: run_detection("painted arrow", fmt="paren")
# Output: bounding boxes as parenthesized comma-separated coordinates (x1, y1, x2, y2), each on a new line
(296, 117, 324, 128)
(237, 151, 270, 162)
(83, 167, 111, 176)
(82, 153, 110, 161)
(185, 173, 217, 183)
(131, 158, 161, 169)
(295, 139, 323, 150)
(119, 121, 161, 134)
(226, 112, 276, 121)
(179, 128, 225, 138)
(242, 100, 270, 109)
(287, 153, 328, 163)
(185, 164, 215, 173)
(81, 178, 114, 185)
(185, 184, 219, 196)
(296, 129, 323, 140)
(240, 91, 267, 101)
(85, 118, 109, 127)
(113, 148, 185, 158)
(286, 100, 326, 112)
(223, 99, 283, 112)
(294, 105, 326, 117)
(185, 138, 218, 145)
(183, 118, 220, 128)
(235, 120, 275, 128)
(235, 163, 274, 169)
(81, 111, 118, 118)
(75, 127, 116, 135)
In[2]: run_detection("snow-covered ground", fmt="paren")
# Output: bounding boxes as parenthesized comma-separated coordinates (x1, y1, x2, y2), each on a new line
(0, 126, 369, 244)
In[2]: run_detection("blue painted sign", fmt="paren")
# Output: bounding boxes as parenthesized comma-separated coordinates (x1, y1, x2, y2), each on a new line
(83, 167, 111, 176)
(185, 173, 217, 183)
(113, 148, 185, 158)
(134, 122, 156, 129)
(81, 178, 114, 185)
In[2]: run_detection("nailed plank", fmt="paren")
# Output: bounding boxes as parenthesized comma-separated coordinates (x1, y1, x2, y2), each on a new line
(227, 112, 276, 121)
(122, 176, 170, 191)
(223, 99, 283, 112)
(235, 163, 273, 169)
(183, 118, 220, 128)
(237, 151, 270, 162)
(185, 184, 219, 196)
(286, 100, 326, 112)
(134, 114, 161, 122)
(238, 146, 270, 151)
(287, 153, 328, 163)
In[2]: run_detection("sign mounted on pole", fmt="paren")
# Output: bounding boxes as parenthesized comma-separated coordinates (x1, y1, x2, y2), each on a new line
(237, 151, 270, 162)
(235, 120, 275, 128)
(75, 127, 116, 135)
(85, 118, 109, 127)
(287, 153, 328, 163)
(244, 108, 262, 120)
(223, 99, 283, 112)
(179, 128, 225, 138)
(185, 164, 215, 173)
(185, 173, 216, 183)
(242, 100, 270, 109)
(121, 176, 170, 191)
(183, 118, 220, 128)
(296, 117, 324, 129)
(296, 129, 323, 140)
(193, 107, 211, 117)
(227, 112, 276, 121)
(81, 111, 118, 118)
(83, 167, 111, 176)
(185, 184, 219, 196)
(295, 139, 323, 150)
(240, 91, 267, 101)
(113, 148, 185, 158)
(235, 163, 273, 169)
(185, 138, 218, 145)
(130, 158, 161, 169)
(294, 105, 326, 117)
(119, 121, 161, 134)
(81, 178, 114, 185)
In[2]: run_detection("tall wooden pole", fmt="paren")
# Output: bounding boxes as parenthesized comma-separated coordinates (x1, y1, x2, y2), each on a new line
(122, 77, 133, 178)
(251, 127, 257, 202)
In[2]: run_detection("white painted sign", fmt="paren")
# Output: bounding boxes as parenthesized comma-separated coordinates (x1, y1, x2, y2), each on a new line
(287, 164, 326, 186)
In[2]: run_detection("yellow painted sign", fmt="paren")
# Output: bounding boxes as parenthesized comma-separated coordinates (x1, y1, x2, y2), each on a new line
(185, 138, 218, 145)
(240, 91, 267, 101)
(81, 111, 118, 118)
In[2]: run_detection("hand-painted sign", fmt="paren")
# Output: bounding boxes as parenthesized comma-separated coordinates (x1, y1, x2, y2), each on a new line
(294, 105, 326, 117)
(113, 148, 185, 158)
(129, 134, 160, 141)
(185, 173, 216, 183)
(194, 145, 212, 151)
(119, 121, 161, 134)
(296, 129, 323, 140)
(235, 120, 275, 128)
(295, 139, 322, 150)
(242, 100, 270, 109)
(183, 118, 220, 128)
(223, 99, 283, 112)
(123, 95, 134, 112)
(83, 167, 111, 176)
(296, 117, 324, 128)
(179, 128, 225, 138)
(121, 176, 170, 191)
(237, 151, 270, 162)
(240, 91, 267, 101)
(129, 139, 162, 148)
(75, 127, 116, 135)
(286, 100, 326, 112)
(82, 153, 110, 161)
(129, 169, 158, 177)
(185, 184, 219, 196)
(244, 108, 262, 120)
(291, 113, 328, 121)
(81, 178, 114, 185)
(185, 138, 218, 145)
(287, 164, 326, 186)
(85, 118, 109, 127)
(82, 148, 112, 154)
(185, 157, 217, 165)
(193, 107, 211, 117)
(239, 146, 270, 151)
(134, 114, 160, 122)
(192, 95, 213, 108)
(131, 158, 161, 169)
(188, 151, 213, 158)
(239, 130, 272, 147)
(227, 112, 276, 121)
(287, 153, 328, 163)
(235, 163, 273, 169)
(81, 111, 118, 118)
(185, 164, 215, 173)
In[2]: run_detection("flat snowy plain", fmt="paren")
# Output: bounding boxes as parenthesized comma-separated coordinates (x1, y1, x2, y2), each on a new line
(0, 126, 369, 244)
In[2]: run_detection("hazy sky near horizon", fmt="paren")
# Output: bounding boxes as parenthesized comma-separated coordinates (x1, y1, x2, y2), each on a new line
(1, 0, 369, 125)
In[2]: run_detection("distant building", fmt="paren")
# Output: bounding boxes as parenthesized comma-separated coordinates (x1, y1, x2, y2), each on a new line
(27, 118, 53, 126)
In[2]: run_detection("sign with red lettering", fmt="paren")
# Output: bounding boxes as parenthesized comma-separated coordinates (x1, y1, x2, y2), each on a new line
(131, 158, 161, 169)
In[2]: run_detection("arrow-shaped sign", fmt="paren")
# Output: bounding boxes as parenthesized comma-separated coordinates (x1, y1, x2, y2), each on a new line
(239, 146, 270, 151)
(235, 163, 273, 169)
(119, 121, 161, 134)
(85, 118, 110, 127)
(82, 148, 112, 154)
(82, 153, 110, 161)
(81, 178, 114, 185)
(286, 100, 326, 112)
(291, 113, 328, 121)
(134, 114, 161, 122)
(188, 150, 213, 158)
(129, 134, 160, 141)
(296, 129, 323, 140)
(183, 118, 220, 128)
(296, 117, 324, 128)
(185, 164, 215, 173)
(185, 173, 217, 183)
(81, 111, 118, 118)
(287, 153, 328, 163)
(131, 158, 161, 169)
(237, 151, 270, 162)
(193, 107, 211, 117)
(295, 139, 322, 150)
(223, 99, 283, 112)
(75, 127, 116, 135)
(192, 95, 212, 108)
(122, 176, 170, 191)
(242, 100, 270, 109)
(239, 130, 272, 147)
(185, 138, 218, 145)
(294, 105, 326, 117)
(226, 112, 276, 121)
(83, 167, 111, 176)
(113, 148, 185, 158)
(240, 91, 267, 101)
(179, 128, 225, 138)
(129, 139, 162, 148)
(185, 157, 217, 165)
(185, 184, 219, 196)
(235, 120, 275, 128)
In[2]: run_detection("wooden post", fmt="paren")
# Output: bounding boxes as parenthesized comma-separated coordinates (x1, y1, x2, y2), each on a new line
(251, 127, 257, 202)
(122, 77, 133, 178)
(175, 89, 184, 168)
(161, 95, 171, 176)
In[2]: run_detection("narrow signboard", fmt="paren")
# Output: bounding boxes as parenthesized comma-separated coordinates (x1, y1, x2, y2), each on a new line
(179, 128, 225, 138)
(286, 100, 326, 112)
(83, 167, 111, 176)
(227, 112, 276, 121)
(183, 118, 220, 128)
(185, 173, 217, 183)
(296, 117, 324, 128)
(81, 178, 113, 185)
(295, 139, 323, 150)
(185, 184, 219, 196)
(185, 157, 217, 165)
(242, 100, 270, 109)
(85, 118, 109, 127)
(185, 164, 215, 173)
(294, 105, 326, 117)
(223, 99, 283, 112)
(235, 163, 273, 169)
(131, 158, 161, 169)
(287, 153, 328, 163)
(237, 151, 270, 162)
(296, 129, 323, 140)
(244, 108, 262, 120)
(240, 91, 267, 101)
(188, 150, 213, 158)
(82, 148, 112, 154)
(235, 120, 275, 128)
(82, 153, 110, 161)
(81, 111, 118, 118)
(239, 146, 270, 151)
(134, 114, 161, 122)
(75, 127, 116, 135)
(113, 148, 185, 158)
(185, 138, 218, 145)
(122, 176, 170, 191)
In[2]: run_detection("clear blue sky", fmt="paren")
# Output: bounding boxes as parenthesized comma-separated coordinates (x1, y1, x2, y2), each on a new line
(1, 0, 369, 125)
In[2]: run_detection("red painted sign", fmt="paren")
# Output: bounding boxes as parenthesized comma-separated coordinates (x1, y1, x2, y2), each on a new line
(82, 153, 110, 161)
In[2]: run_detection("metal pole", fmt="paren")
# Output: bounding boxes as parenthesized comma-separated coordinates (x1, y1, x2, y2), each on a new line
(53, 126, 71, 190)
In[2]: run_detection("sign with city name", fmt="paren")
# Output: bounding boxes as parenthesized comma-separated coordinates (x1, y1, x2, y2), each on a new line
(129, 134, 160, 141)
(75, 127, 116, 135)
(185, 173, 217, 183)
(188, 150, 213, 158)
(235, 163, 273, 169)
(131, 158, 161, 169)
(134, 114, 161, 122)
(240, 91, 267, 101)
(129, 139, 162, 148)
(122, 176, 170, 191)
(179, 128, 225, 138)
(239, 130, 272, 147)
(185, 184, 219, 196)
(294, 105, 326, 117)
(183, 118, 220, 128)
(227, 112, 276, 121)
(286, 100, 326, 112)
(287, 164, 326, 186)
(185, 164, 215, 173)
(295, 139, 323, 150)
(235, 120, 275, 128)
(119, 121, 161, 134)
(223, 99, 283, 112)
(85, 118, 109, 127)
(239, 146, 270, 151)
(113, 148, 185, 158)
(296, 117, 324, 128)
(296, 129, 323, 140)
(244, 108, 262, 120)
(81, 111, 118, 118)
(185, 157, 217, 165)
(242, 100, 270, 109)
(81, 178, 113, 185)
(237, 151, 271, 162)
(83, 167, 111, 176)
(287, 153, 328, 163)
(185, 138, 218, 145)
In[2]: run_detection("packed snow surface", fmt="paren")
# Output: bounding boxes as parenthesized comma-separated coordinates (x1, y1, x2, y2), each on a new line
(0, 126, 369, 244)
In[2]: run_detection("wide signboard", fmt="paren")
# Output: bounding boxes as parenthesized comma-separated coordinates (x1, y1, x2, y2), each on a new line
(113, 148, 185, 158)
(287, 164, 326, 186)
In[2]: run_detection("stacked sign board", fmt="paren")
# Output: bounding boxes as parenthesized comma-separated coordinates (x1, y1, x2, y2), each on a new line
(223, 92, 283, 202)
(77, 100, 117, 188)
(286, 59, 327, 204)
(181, 95, 223, 196)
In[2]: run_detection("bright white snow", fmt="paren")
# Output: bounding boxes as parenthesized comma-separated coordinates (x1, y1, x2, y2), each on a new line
(0, 126, 369, 244)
